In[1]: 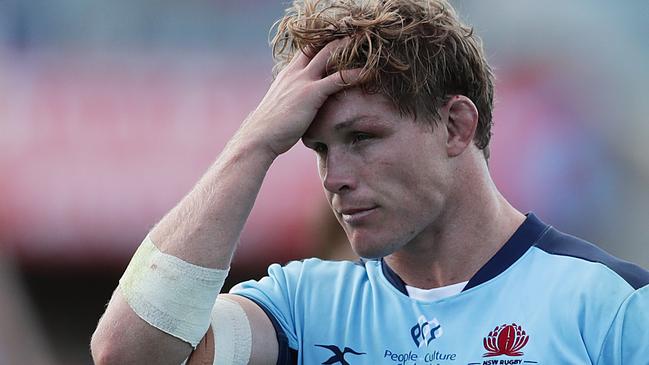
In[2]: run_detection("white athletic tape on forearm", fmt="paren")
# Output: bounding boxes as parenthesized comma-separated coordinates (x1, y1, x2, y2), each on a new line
(118, 235, 229, 347)
(212, 296, 252, 365)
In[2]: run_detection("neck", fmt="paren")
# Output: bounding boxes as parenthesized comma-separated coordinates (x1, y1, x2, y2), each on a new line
(384, 158, 525, 289)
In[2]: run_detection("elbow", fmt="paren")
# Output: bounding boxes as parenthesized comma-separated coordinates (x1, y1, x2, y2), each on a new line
(90, 326, 129, 365)
(91, 348, 118, 365)
(90, 334, 115, 365)
(90, 340, 112, 365)
(90, 318, 190, 365)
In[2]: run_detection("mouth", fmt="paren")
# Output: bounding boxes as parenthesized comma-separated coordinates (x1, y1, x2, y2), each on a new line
(339, 206, 378, 225)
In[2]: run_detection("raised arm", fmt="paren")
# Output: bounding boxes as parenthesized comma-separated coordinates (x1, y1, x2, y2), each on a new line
(90, 39, 357, 365)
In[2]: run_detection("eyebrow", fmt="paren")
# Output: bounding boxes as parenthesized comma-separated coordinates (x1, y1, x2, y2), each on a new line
(302, 115, 382, 143)
(333, 115, 378, 131)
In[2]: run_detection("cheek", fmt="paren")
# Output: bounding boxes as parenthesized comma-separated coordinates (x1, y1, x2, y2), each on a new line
(376, 156, 448, 210)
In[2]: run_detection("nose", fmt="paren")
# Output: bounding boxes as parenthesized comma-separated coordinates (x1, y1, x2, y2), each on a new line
(321, 149, 356, 194)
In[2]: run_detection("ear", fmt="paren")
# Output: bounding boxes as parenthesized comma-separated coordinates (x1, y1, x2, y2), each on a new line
(444, 95, 479, 157)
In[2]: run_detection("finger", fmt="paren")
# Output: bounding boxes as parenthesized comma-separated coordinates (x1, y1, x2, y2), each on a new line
(304, 38, 350, 77)
(316, 68, 363, 95)
(287, 46, 315, 70)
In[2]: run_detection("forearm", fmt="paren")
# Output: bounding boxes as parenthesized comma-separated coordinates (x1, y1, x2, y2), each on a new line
(92, 38, 358, 364)
(150, 135, 275, 269)
(92, 137, 276, 365)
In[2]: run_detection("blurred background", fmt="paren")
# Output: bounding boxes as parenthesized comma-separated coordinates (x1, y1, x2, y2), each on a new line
(0, 0, 648, 364)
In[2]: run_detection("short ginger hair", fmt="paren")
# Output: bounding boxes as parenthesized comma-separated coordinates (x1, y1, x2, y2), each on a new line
(271, 0, 495, 158)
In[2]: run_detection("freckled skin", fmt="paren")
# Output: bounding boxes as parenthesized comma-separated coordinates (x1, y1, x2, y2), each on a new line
(303, 89, 453, 259)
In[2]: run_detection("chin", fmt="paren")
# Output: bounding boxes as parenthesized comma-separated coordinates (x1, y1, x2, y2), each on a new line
(349, 235, 401, 259)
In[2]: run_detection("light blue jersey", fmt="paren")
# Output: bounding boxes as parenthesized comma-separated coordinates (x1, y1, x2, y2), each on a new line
(231, 214, 649, 364)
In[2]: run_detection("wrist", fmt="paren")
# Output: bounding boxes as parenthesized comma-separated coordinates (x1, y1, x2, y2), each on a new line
(226, 128, 280, 167)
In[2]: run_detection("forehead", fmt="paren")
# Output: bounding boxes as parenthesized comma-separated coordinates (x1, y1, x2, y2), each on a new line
(321, 88, 396, 118)
(304, 89, 400, 137)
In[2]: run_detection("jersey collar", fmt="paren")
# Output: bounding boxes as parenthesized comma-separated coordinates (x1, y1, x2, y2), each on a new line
(381, 213, 551, 295)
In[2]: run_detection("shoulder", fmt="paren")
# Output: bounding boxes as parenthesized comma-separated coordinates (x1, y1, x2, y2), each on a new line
(269, 258, 372, 286)
(232, 258, 373, 295)
(229, 259, 373, 350)
(267, 257, 368, 275)
(532, 226, 649, 290)
(596, 282, 649, 363)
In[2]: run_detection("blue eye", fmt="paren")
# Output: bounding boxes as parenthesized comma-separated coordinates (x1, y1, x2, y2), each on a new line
(352, 133, 372, 143)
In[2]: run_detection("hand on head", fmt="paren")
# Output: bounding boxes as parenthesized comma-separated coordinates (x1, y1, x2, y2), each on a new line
(236, 38, 362, 159)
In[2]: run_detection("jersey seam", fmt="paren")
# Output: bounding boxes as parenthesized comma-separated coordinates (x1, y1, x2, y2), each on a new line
(594, 291, 633, 365)
(534, 225, 552, 246)
(531, 247, 635, 364)
(532, 246, 639, 291)
(531, 246, 635, 292)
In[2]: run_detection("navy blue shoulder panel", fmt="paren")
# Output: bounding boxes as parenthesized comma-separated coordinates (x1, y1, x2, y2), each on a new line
(535, 227, 649, 290)
(464, 213, 550, 291)
(233, 294, 298, 365)
(380, 258, 408, 295)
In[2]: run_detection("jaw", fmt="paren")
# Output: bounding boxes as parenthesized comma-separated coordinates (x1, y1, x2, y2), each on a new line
(333, 193, 448, 260)
(343, 220, 419, 260)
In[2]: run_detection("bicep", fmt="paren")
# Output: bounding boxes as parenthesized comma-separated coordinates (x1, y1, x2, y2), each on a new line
(187, 294, 279, 365)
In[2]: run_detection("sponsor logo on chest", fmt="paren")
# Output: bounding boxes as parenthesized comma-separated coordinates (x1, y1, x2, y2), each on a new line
(314, 319, 540, 364)
(467, 323, 538, 365)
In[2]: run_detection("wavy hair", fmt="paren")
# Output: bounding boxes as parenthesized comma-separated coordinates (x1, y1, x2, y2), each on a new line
(271, 0, 494, 158)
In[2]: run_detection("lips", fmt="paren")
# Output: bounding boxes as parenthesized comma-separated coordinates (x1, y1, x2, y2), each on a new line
(339, 207, 376, 215)
(338, 206, 378, 225)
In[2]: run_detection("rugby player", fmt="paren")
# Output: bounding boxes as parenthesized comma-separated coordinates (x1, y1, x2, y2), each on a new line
(91, 1, 649, 364)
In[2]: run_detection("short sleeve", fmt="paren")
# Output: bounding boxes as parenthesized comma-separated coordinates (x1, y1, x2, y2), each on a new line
(597, 284, 649, 364)
(229, 261, 304, 352)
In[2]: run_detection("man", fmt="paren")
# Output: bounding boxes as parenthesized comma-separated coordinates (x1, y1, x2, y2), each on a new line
(91, 1, 649, 364)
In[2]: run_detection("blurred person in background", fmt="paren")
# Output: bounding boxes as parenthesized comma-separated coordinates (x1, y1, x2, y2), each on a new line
(0, 252, 54, 365)
(91, 0, 649, 364)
